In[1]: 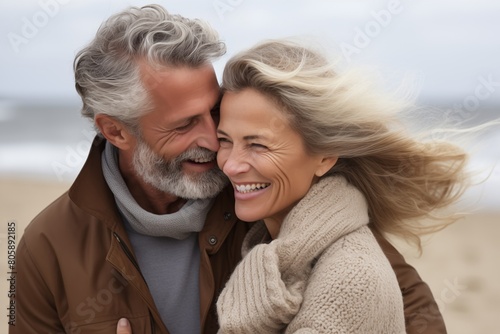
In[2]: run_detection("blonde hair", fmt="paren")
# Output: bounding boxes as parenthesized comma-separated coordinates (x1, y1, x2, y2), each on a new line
(222, 39, 470, 249)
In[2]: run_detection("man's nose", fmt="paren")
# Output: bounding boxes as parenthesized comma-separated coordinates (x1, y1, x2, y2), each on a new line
(196, 115, 220, 152)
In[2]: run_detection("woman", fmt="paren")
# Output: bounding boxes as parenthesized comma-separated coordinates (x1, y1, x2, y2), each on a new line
(213, 39, 470, 333)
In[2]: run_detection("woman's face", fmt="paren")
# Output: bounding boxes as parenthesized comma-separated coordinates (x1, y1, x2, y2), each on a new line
(217, 88, 336, 225)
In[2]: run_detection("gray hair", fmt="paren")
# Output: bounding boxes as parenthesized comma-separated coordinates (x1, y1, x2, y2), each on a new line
(74, 4, 226, 132)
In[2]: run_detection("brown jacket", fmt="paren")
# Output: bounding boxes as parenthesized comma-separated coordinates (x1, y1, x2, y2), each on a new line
(10, 138, 446, 333)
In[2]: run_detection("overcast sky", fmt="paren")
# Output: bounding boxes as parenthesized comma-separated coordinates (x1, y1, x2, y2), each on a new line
(1, 0, 500, 106)
(1, 0, 499, 207)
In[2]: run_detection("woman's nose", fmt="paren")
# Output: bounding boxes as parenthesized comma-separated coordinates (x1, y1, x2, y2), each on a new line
(221, 149, 250, 176)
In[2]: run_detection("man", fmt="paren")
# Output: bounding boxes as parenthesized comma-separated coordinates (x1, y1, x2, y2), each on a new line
(11, 5, 446, 334)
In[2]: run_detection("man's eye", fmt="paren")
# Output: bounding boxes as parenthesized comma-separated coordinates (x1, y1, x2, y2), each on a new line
(176, 121, 195, 132)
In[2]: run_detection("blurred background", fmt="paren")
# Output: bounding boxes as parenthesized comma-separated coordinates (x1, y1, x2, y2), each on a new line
(1, 1, 499, 333)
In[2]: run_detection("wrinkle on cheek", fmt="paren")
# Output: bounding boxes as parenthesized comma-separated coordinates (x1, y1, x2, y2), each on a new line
(144, 129, 178, 154)
(262, 152, 291, 195)
(156, 136, 175, 152)
(275, 166, 293, 198)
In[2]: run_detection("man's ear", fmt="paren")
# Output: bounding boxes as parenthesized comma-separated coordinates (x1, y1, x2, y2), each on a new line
(94, 114, 135, 150)
(315, 156, 338, 177)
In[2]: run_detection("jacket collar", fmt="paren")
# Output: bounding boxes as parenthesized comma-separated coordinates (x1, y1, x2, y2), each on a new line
(68, 136, 123, 232)
(199, 185, 239, 253)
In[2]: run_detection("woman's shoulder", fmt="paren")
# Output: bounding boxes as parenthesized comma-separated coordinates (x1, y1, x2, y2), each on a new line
(290, 226, 405, 332)
(312, 225, 399, 287)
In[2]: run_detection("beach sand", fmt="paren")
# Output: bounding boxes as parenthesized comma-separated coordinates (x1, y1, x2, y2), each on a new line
(391, 213, 500, 334)
(1, 177, 499, 334)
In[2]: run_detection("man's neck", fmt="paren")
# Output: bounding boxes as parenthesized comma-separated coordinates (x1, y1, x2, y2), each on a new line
(118, 152, 187, 215)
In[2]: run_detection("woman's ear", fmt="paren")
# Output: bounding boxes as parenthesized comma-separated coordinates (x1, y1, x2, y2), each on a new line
(315, 156, 338, 177)
(94, 114, 135, 150)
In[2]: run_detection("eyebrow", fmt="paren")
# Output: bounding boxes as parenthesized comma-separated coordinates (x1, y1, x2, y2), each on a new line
(243, 135, 266, 141)
(217, 129, 269, 141)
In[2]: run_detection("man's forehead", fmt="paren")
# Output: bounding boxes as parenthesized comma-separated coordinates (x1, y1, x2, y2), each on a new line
(138, 60, 176, 90)
(137, 60, 220, 123)
(137, 59, 217, 89)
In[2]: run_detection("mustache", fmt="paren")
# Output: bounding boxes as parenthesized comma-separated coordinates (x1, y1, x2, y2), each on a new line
(174, 147, 217, 163)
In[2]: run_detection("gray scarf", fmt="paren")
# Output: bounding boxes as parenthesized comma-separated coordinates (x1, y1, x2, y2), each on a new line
(101, 142, 213, 239)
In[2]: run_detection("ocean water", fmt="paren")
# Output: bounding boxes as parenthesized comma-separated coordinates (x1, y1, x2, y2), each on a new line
(0, 100, 499, 212)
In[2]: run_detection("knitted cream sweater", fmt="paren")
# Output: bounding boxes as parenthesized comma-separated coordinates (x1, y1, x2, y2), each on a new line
(216, 176, 406, 333)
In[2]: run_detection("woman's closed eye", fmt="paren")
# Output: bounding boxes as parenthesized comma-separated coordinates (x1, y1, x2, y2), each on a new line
(217, 137, 232, 147)
(250, 143, 268, 150)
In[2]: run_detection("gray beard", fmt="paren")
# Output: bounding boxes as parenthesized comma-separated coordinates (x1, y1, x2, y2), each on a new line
(132, 137, 228, 199)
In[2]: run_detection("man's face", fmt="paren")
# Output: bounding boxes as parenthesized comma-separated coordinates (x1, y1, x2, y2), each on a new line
(131, 63, 228, 199)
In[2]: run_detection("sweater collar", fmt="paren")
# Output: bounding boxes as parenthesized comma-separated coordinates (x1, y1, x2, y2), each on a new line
(242, 176, 369, 255)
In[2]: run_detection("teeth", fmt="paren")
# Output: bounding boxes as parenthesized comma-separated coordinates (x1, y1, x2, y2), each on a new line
(192, 157, 212, 163)
(235, 183, 270, 193)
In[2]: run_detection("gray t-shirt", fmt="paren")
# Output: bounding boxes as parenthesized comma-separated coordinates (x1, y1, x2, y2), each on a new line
(123, 216, 201, 334)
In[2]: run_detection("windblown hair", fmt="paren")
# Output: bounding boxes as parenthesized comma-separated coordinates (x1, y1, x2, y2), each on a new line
(74, 4, 226, 131)
(222, 39, 470, 249)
